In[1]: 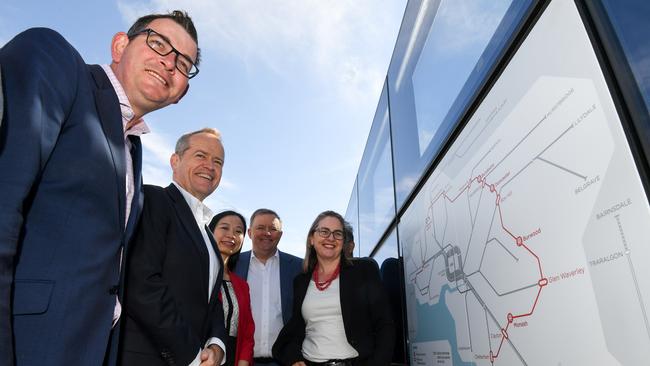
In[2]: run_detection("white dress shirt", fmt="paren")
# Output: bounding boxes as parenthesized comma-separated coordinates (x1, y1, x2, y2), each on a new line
(172, 182, 226, 365)
(100, 64, 150, 228)
(100, 64, 150, 327)
(248, 250, 284, 357)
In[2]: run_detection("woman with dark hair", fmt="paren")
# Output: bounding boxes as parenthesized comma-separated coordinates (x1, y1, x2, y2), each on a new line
(209, 211, 255, 366)
(272, 211, 394, 366)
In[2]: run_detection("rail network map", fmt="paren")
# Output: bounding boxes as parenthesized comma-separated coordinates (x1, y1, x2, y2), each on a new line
(400, 2, 650, 365)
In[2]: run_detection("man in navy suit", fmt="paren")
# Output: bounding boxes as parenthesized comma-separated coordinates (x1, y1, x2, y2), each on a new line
(0, 10, 200, 365)
(234, 209, 303, 366)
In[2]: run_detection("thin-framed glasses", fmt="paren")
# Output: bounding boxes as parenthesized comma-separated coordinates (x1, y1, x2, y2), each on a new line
(130, 28, 199, 79)
(315, 227, 344, 241)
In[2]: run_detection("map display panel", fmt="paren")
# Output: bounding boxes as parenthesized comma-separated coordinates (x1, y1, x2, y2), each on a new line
(400, 1, 650, 365)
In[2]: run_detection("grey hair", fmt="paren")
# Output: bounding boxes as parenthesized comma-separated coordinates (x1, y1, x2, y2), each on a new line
(174, 128, 221, 155)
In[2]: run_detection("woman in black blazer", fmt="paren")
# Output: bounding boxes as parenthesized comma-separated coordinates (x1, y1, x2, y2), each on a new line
(272, 211, 394, 366)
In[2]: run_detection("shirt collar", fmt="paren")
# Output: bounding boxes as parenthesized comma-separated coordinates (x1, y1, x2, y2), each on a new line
(251, 248, 280, 262)
(172, 181, 214, 226)
(100, 64, 150, 137)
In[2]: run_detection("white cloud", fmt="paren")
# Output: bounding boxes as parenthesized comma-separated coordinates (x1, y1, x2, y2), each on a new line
(142, 162, 171, 187)
(117, 0, 405, 257)
(141, 130, 174, 164)
(117, 1, 157, 26)
(117, 0, 402, 107)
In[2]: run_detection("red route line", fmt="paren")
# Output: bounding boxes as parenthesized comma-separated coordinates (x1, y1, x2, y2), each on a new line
(426, 174, 547, 365)
(497, 203, 517, 240)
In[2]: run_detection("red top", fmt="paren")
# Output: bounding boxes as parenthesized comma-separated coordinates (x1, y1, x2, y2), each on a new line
(219, 271, 255, 364)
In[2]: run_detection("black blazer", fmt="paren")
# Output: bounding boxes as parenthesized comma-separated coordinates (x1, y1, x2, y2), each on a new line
(120, 184, 226, 366)
(272, 259, 395, 366)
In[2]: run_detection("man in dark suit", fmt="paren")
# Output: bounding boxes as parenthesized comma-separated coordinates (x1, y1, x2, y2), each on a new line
(121, 128, 227, 366)
(0, 10, 200, 366)
(234, 209, 303, 366)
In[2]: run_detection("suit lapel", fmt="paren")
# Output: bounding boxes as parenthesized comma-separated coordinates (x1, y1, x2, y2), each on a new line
(166, 184, 210, 292)
(279, 251, 291, 323)
(235, 251, 251, 280)
(89, 64, 126, 231)
(339, 263, 354, 335)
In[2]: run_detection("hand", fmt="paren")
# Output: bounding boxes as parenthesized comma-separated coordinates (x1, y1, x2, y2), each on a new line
(291, 362, 306, 366)
(199, 345, 224, 366)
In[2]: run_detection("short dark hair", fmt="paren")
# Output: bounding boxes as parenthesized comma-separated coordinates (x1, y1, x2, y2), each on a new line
(343, 221, 354, 246)
(250, 208, 282, 229)
(343, 220, 355, 258)
(208, 210, 247, 272)
(126, 10, 201, 65)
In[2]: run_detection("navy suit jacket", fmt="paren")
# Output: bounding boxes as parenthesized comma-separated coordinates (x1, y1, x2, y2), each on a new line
(272, 260, 395, 366)
(234, 250, 303, 324)
(120, 184, 227, 366)
(0, 28, 142, 365)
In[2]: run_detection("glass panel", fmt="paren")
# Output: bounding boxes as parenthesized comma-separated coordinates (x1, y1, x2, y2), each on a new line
(344, 178, 360, 257)
(373, 227, 399, 267)
(358, 83, 396, 254)
(388, 0, 534, 209)
(599, 0, 650, 111)
(399, 1, 650, 363)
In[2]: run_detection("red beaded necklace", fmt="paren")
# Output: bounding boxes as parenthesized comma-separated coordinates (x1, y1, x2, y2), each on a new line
(312, 264, 341, 291)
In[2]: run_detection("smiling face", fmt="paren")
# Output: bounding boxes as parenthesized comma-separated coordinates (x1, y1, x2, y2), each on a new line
(170, 132, 224, 201)
(248, 213, 283, 261)
(311, 216, 344, 262)
(212, 215, 245, 260)
(110, 18, 198, 117)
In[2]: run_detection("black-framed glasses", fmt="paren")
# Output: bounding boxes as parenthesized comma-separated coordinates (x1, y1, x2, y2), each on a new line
(131, 28, 199, 79)
(315, 227, 344, 241)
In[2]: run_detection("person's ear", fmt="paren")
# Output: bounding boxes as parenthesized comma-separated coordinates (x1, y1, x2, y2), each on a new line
(170, 153, 180, 170)
(111, 32, 129, 63)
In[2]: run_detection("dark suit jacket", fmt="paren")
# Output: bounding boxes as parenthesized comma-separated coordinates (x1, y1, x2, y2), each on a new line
(272, 260, 395, 366)
(0, 28, 142, 366)
(234, 250, 303, 324)
(120, 184, 226, 366)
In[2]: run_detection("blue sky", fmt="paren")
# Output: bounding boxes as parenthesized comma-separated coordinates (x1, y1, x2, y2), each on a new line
(0, 0, 406, 257)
